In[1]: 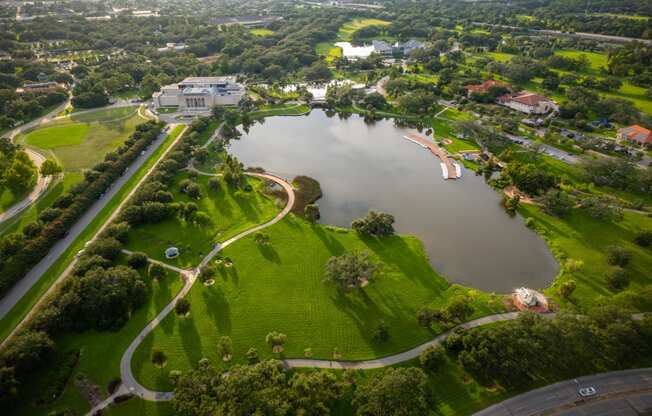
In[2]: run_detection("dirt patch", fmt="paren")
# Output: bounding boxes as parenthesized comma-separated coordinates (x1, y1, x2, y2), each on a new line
(503, 185, 536, 204)
(360, 277, 370, 288)
(75, 373, 104, 408)
(442, 139, 453, 145)
(291, 175, 323, 216)
(272, 345, 284, 353)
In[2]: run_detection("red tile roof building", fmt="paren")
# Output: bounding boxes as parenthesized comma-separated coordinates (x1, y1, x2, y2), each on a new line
(464, 79, 510, 96)
(497, 91, 558, 115)
(617, 125, 652, 146)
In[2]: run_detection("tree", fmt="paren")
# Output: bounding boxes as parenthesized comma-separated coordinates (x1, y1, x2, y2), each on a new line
(289, 370, 343, 415)
(149, 262, 166, 280)
(362, 92, 388, 110)
(246, 347, 259, 364)
(634, 230, 652, 247)
(559, 280, 577, 299)
(373, 321, 390, 343)
(39, 160, 63, 177)
(416, 306, 436, 327)
(2, 331, 54, 372)
(606, 245, 631, 267)
(305, 204, 320, 223)
(254, 232, 270, 245)
(265, 331, 287, 353)
(503, 162, 557, 195)
(208, 177, 220, 191)
(127, 252, 148, 269)
(4, 152, 36, 194)
(580, 196, 623, 221)
(352, 367, 430, 416)
(351, 211, 395, 236)
(444, 296, 474, 323)
(324, 251, 378, 291)
(540, 189, 573, 217)
(605, 268, 630, 291)
(420, 346, 446, 373)
(0, 366, 18, 404)
(217, 336, 233, 361)
(151, 348, 167, 367)
(175, 298, 191, 316)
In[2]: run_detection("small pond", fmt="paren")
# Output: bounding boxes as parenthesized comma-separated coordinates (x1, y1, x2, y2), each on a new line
(229, 110, 559, 293)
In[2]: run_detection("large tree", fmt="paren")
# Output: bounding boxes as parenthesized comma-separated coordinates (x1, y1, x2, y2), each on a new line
(324, 251, 378, 291)
(352, 367, 430, 416)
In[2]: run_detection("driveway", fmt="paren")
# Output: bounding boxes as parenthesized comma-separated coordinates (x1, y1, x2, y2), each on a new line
(474, 368, 652, 416)
(505, 133, 580, 164)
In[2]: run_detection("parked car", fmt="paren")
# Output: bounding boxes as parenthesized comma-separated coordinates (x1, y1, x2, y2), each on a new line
(578, 387, 596, 397)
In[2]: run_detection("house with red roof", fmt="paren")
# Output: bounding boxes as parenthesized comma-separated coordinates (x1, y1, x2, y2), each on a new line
(464, 79, 510, 98)
(497, 91, 558, 115)
(617, 125, 652, 146)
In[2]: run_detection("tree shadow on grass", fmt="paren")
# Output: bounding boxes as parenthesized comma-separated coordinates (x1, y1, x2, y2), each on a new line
(313, 226, 345, 256)
(362, 235, 446, 294)
(179, 316, 203, 367)
(201, 286, 232, 334)
(257, 244, 281, 264)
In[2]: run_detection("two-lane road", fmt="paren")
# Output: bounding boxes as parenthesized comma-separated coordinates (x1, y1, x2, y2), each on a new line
(0, 124, 185, 346)
(475, 368, 652, 416)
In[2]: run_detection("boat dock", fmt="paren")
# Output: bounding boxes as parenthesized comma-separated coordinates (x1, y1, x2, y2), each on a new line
(403, 134, 461, 180)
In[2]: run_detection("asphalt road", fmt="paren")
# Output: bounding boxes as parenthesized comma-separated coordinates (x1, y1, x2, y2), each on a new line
(0, 125, 180, 330)
(474, 368, 652, 416)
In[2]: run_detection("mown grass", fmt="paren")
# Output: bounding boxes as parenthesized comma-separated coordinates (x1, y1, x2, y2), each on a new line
(251, 104, 311, 118)
(250, 28, 274, 36)
(20, 106, 146, 172)
(131, 216, 505, 391)
(0, 125, 186, 343)
(338, 18, 391, 41)
(0, 187, 30, 214)
(124, 174, 280, 268)
(521, 205, 652, 310)
(11, 266, 184, 416)
(316, 41, 343, 63)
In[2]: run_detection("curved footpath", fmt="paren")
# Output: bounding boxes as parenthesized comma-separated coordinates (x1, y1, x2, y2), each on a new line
(0, 124, 187, 346)
(96, 172, 297, 414)
(0, 148, 54, 224)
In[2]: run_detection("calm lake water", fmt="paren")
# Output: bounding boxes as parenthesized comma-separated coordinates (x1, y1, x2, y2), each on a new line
(229, 110, 559, 293)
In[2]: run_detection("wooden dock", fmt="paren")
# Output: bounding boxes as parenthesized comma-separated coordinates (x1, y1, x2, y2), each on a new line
(403, 134, 460, 180)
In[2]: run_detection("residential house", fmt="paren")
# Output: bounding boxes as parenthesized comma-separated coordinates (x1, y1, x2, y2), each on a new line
(617, 125, 652, 146)
(371, 39, 426, 56)
(497, 92, 558, 115)
(464, 79, 510, 98)
(16, 81, 66, 94)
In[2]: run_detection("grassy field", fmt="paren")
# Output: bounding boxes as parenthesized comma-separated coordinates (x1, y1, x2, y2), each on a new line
(521, 205, 652, 310)
(12, 266, 184, 416)
(0, 125, 186, 343)
(250, 28, 275, 36)
(131, 216, 505, 391)
(338, 18, 391, 41)
(124, 174, 281, 268)
(250, 103, 311, 118)
(316, 41, 343, 63)
(20, 106, 146, 173)
(0, 187, 30, 214)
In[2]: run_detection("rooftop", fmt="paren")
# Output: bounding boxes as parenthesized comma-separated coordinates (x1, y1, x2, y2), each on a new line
(499, 91, 553, 107)
(618, 125, 652, 144)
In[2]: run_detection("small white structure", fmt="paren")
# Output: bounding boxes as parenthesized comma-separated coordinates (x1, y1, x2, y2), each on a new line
(165, 247, 180, 259)
(157, 43, 188, 53)
(153, 76, 245, 110)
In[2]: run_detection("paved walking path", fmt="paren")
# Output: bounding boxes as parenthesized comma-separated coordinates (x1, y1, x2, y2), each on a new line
(0, 149, 54, 224)
(0, 125, 188, 347)
(104, 172, 295, 411)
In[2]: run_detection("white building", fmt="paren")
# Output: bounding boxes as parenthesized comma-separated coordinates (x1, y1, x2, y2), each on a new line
(157, 43, 188, 53)
(153, 76, 246, 110)
(497, 92, 558, 115)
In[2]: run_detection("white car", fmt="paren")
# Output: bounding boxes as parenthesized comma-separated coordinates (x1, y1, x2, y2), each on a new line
(578, 387, 596, 397)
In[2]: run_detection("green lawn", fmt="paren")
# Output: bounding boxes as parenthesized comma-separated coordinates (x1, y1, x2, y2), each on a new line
(11, 267, 184, 416)
(0, 187, 30, 214)
(250, 28, 274, 36)
(131, 216, 504, 391)
(316, 42, 342, 63)
(521, 205, 652, 310)
(251, 104, 311, 118)
(20, 106, 147, 172)
(338, 18, 391, 41)
(0, 125, 186, 343)
(124, 174, 281, 268)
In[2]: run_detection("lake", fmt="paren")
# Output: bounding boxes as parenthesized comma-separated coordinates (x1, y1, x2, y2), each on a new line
(229, 110, 559, 293)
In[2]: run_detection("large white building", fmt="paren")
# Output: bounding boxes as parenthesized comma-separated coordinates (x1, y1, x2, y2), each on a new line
(153, 76, 245, 110)
(497, 91, 558, 115)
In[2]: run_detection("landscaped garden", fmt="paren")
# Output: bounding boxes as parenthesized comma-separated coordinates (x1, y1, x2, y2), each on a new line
(131, 216, 505, 391)
(123, 173, 281, 268)
(19, 106, 148, 173)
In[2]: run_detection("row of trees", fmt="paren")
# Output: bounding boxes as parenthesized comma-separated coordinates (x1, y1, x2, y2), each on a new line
(0, 139, 37, 196)
(0, 122, 163, 298)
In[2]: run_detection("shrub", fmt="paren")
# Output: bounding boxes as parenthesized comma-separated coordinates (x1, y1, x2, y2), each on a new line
(373, 321, 390, 343)
(559, 280, 577, 299)
(351, 211, 395, 236)
(246, 347, 259, 364)
(208, 177, 220, 191)
(605, 268, 630, 291)
(606, 245, 631, 267)
(634, 230, 652, 247)
(175, 298, 191, 316)
(419, 346, 446, 373)
(149, 262, 166, 280)
(416, 306, 436, 327)
(127, 252, 149, 269)
(86, 237, 122, 261)
(151, 349, 167, 367)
